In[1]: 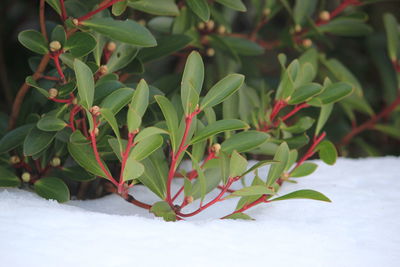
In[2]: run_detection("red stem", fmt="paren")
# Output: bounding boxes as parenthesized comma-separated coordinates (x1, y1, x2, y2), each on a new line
(281, 103, 310, 123)
(59, 0, 67, 21)
(68, 105, 81, 131)
(50, 53, 65, 83)
(292, 132, 326, 171)
(77, 0, 123, 22)
(221, 195, 268, 219)
(118, 132, 136, 194)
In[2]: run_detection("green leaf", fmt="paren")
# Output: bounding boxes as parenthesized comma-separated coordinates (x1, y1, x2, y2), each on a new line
(18, 30, 48, 55)
(46, 0, 61, 14)
(219, 36, 264, 56)
(131, 79, 149, 118)
(112, 0, 127, 16)
(229, 150, 248, 178)
(291, 163, 318, 177)
(191, 167, 222, 200)
(135, 127, 168, 143)
(200, 74, 245, 109)
(318, 18, 373, 36)
(140, 149, 167, 198)
(82, 18, 157, 47)
(64, 32, 96, 57)
(241, 160, 278, 177)
(37, 116, 67, 132)
(315, 82, 353, 105)
(131, 134, 163, 161)
(139, 34, 193, 62)
(150, 201, 177, 221)
(215, 0, 246, 11)
(127, 108, 141, 133)
(100, 88, 134, 115)
(270, 189, 331, 202)
(223, 213, 254, 220)
(266, 142, 289, 186)
(68, 131, 111, 179)
(155, 95, 179, 151)
(226, 185, 274, 198)
(221, 131, 269, 153)
(51, 25, 66, 45)
(383, 13, 399, 61)
(293, 0, 317, 26)
(23, 127, 57, 156)
(317, 140, 337, 165)
(127, 0, 179, 16)
(282, 117, 315, 134)
(191, 119, 249, 144)
(187, 152, 207, 201)
(25, 76, 50, 97)
(58, 166, 96, 182)
(374, 124, 400, 139)
(122, 157, 144, 181)
(288, 83, 323, 105)
(0, 166, 20, 187)
(74, 59, 94, 110)
(106, 43, 139, 72)
(34, 177, 70, 203)
(0, 124, 35, 154)
(186, 0, 210, 21)
(101, 108, 122, 151)
(315, 104, 333, 136)
(181, 51, 204, 115)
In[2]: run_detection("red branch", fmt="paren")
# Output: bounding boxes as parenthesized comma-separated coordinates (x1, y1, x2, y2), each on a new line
(292, 132, 326, 172)
(49, 52, 65, 83)
(281, 103, 310, 123)
(221, 195, 268, 219)
(118, 132, 136, 194)
(59, 0, 67, 21)
(77, 0, 123, 22)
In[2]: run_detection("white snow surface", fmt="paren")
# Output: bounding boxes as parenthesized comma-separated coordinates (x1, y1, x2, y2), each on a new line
(1, 157, 399, 267)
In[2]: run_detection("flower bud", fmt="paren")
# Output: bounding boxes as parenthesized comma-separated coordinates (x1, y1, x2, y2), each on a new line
(198, 22, 205, 30)
(282, 172, 290, 181)
(302, 38, 313, 48)
(138, 19, 146, 26)
(217, 25, 226, 34)
(206, 20, 215, 31)
(72, 98, 78, 105)
(50, 157, 61, 167)
(211, 143, 221, 153)
(94, 127, 99, 136)
(206, 48, 215, 57)
(262, 8, 271, 17)
(319, 11, 330, 22)
(48, 88, 58, 99)
(186, 196, 194, 204)
(21, 172, 31, 183)
(72, 18, 79, 26)
(294, 24, 302, 33)
(10, 156, 21, 164)
(89, 106, 101, 116)
(49, 41, 62, 52)
(106, 42, 117, 52)
(98, 65, 108, 75)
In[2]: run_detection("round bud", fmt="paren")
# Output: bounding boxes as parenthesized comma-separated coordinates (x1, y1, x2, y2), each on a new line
(49, 41, 62, 52)
(282, 172, 290, 181)
(10, 156, 21, 165)
(294, 24, 302, 33)
(319, 11, 330, 22)
(302, 38, 313, 48)
(138, 19, 146, 26)
(206, 48, 215, 57)
(217, 25, 226, 34)
(48, 88, 59, 99)
(262, 8, 271, 17)
(90, 106, 101, 116)
(198, 22, 205, 30)
(106, 42, 117, 52)
(72, 98, 78, 105)
(72, 18, 79, 26)
(186, 196, 194, 204)
(211, 143, 221, 154)
(98, 65, 108, 75)
(94, 127, 99, 136)
(50, 157, 61, 167)
(21, 172, 31, 183)
(206, 20, 215, 31)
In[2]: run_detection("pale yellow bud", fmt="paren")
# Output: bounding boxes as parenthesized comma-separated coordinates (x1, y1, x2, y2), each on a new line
(211, 143, 221, 154)
(138, 19, 146, 26)
(10, 156, 21, 164)
(21, 172, 31, 183)
(217, 25, 226, 34)
(263, 8, 271, 17)
(98, 65, 108, 75)
(90, 106, 101, 116)
(294, 24, 302, 33)
(50, 157, 61, 167)
(94, 127, 99, 136)
(49, 41, 62, 52)
(206, 48, 215, 57)
(186, 196, 194, 204)
(48, 88, 58, 99)
(72, 18, 79, 26)
(302, 39, 313, 48)
(319, 11, 330, 21)
(106, 42, 117, 52)
(198, 22, 205, 30)
(206, 20, 215, 31)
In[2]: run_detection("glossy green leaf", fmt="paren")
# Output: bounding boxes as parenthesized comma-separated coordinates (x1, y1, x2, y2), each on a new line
(215, 0, 246, 11)
(34, 177, 70, 203)
(191, 119, 249, 144)
(101, 108, 122, 151)
(59, 166, 96, 182)
(122, 157, 144, 181)
(219, 36, 264, 56)
(51, 25, 66, 45)
(291, 162, 318, 177)
(64, 32, 96, 57)
(229, 150, 248, 178)
(135, 127, 168, 143)
(74, 59, 94, 110)
(112, 0, 127, 16)
(374, 124, 400, 139)
(315, 104, 333, 136)
(23, 127, 57, 156)
(37, 116, 66, 132)
(288, 83, 323, 104)
(191, 167, 222, 200)
(318, 18, 373, 36)
(181, 51, 204, 114)
(188, 152, 207, 201)
(293, 0, 317, 26)
(0, 166, 20, 187)
(155, 95, 179, 151)
(25, 76, 49, 97)
(282, 117, 315, 134)
(200, 74, 245, 109)
(127, 108, 141, 133)
(131, 135, 163, 161)
(100, 88, 134, 115)
(186, 0, 210, 21)
(221, 131, 269, 153)
(18, 30, 48, 55)
(223, 213, 254, 220)
(226, 185, 274, 198)
(383, 13, 399, 61)
(140, 149, 168, 198)
(82, 18, 157, 47)
(316, 82, 353, 104)
(270, 189, 331, 202)
(131, 79, 149, 118)
(266, 142, 289, 186)
(241, 160, 278, 177)
(150, 201, 177, 221)
(46, 0, 61, 14)
(106, 43, 139, 72)
(0, 124, 35, 153)
(317, 140, 337, 165)
(127, 0, 179, 16)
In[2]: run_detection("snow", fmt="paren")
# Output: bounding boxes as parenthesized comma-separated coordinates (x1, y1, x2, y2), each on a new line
(1, 157, 399, 267)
